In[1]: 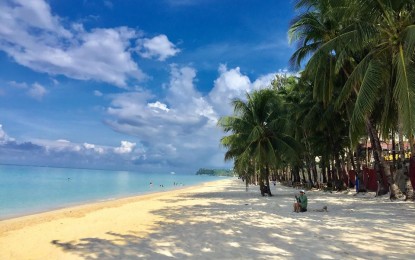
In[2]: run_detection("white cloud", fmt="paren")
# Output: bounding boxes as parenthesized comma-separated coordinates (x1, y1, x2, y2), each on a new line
(208, 64, 276, 116)
(0, 0, 146, 87)
(34, 139, 82, 152)
(83, 142, 95, 149)
(148, 101, 170, 112)
(8, 80, 50, 100)
(211, 64, 250, 96)
(0, 61, 280, 172)
(252, 73, 277, 90)
(27, 82, 47, 100)
(50, 78, 59, 85)
(0, 124, 14, 144)
(166, 65, 198, 104)
(103, 64, 282, 172)
(6, 0, 71, 36)
(13, 136, 136, 157)
(114, 140, 136, 154)
(94, 90, 103, 96)
(209, 64, 251, 115)
(8, 81, 29, 89)
(105, 65, 230, 172)
(0, 129, 146, 170)
(84, 142, 105, 154)
(136, 34, 180, 61)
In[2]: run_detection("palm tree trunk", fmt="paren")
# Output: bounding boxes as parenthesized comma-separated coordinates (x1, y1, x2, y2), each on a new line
(398, 124, 415, 200)
(293, 165, 301, 183)
(301, 167, 306, 184)
(312, 159, 318, 186)
(366, 121, 386, 195)
(334, 152, 344, 190)
(348, 148, 356, 188)
(304, 154, 314, 187)
(245, 169, 249, 192)
(266, 165, 272, 196)
(321, 159, 327, 183)
(327, 160, 333, 188)
(366, 119, 402, 199)
(354, 146, 366, 192)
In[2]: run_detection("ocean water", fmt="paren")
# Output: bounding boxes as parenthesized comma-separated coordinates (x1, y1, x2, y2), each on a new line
(0, 165, 226, 220)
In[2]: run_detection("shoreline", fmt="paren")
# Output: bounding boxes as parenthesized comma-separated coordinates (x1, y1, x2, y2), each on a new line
(1, 178, 415, 259)
(0, 178, 229, 229)
(0, 178, 226, 222)
(0, 178, 234, 259)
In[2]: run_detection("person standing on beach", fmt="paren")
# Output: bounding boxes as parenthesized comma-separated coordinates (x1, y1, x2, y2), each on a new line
(293, 190, 307, 212)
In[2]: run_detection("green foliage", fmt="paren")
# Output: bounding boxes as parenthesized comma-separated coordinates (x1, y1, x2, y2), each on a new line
(195, 168, 235, 177)
(289, 0, 415, 148)
(216, 0, 415, 197)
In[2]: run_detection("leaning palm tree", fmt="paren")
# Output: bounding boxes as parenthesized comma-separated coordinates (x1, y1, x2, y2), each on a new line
(333, 0, 415, 199)
(218, 89, 300, 196)
(290, 0, 415, 199)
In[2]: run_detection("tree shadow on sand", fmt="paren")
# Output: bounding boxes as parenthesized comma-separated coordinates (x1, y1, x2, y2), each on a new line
(51, 183, 415, 259)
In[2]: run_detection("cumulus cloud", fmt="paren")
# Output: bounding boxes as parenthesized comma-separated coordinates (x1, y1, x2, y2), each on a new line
(0, 0, 146, 87)
(0, 124, 143, 170)
(114, 141, 136, 154)
(84, 142, 105, 154)
(0, 62, 279, 172)
(0, 124, 14, 144)
(148, 101, 169, 112)
(209, 64, 275, 115)
(106, 64, 273, 172)
(136, 34, 180, 61)
(103, 64, 282, 172)
(27, 82, 47, 100)
(209, 65, 251, 109)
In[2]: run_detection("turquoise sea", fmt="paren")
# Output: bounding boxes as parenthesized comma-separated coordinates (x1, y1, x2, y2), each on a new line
(0, 164, 226, 220)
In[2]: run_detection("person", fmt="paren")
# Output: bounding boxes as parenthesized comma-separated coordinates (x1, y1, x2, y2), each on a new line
(293, 190, 307, 213)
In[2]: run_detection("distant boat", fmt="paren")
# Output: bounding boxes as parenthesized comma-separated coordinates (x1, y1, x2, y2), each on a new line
(170, 171, 176, 175)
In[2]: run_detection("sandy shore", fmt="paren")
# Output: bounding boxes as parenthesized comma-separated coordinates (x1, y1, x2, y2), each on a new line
(1, 178, 414, 259)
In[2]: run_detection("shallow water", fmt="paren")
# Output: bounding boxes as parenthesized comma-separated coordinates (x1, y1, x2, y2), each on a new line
(0, 164, 226, 219)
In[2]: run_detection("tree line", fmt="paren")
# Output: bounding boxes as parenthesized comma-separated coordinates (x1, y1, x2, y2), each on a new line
(218, 0, 415, 200)
(196, 168, 235, 177)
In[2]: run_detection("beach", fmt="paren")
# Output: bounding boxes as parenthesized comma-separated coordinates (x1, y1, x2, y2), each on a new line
(1, 178, 414, 259)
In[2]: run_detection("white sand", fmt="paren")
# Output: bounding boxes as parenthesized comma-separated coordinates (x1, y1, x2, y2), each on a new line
(1, 178, 414, 259)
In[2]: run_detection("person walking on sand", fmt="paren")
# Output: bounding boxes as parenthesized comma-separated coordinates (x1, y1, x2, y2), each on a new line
(293, 190, 307, 213)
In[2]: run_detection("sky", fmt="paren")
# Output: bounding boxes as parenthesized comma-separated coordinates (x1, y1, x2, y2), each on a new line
(0, 0, 296, 174)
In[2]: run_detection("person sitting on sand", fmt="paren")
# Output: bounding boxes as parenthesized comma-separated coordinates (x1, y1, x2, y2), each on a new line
(293, 190, 307, 213)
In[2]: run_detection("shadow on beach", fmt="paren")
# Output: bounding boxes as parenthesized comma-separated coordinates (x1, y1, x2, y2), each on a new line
(51, 180, 415, 259)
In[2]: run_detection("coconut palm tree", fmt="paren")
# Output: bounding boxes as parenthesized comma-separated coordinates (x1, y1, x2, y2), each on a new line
(218, 89, 300, 196)
(290, 0, 415, 199)
(332, 0, 415, 199)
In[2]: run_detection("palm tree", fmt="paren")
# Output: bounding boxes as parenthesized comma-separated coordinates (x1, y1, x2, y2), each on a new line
(290, 0, 415, 199)
(333, 0, 415, 199)
(218, 89, 300, 196)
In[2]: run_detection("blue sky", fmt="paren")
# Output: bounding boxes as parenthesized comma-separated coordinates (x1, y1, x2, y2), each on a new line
(0, 0, 296, 173)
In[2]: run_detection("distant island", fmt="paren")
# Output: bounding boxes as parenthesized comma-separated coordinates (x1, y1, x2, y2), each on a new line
(196, 168, 235, 177)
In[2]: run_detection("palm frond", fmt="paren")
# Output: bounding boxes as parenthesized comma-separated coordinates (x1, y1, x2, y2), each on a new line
(394, 45, 415, 136)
